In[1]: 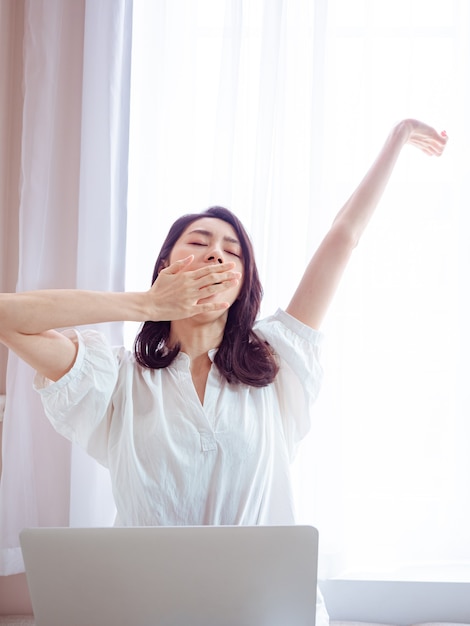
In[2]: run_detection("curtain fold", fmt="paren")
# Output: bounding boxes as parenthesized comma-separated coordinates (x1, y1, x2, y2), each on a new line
(70, 0, 132, 528)
(0, 0, 132, 576)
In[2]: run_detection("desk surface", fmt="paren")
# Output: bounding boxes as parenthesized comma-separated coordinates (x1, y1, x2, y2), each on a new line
(319, 579, 470, 625)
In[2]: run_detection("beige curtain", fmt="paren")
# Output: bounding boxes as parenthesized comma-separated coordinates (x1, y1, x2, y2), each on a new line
(0, 0, 22, 398)
(0, 1, 29, 609)
(0, 0, 23, 511)
(0, 0, 132, 584)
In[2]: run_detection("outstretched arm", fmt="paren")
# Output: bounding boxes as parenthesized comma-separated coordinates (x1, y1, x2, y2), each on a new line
(0, 258, 240, 381)
(286, 119, 448, 329)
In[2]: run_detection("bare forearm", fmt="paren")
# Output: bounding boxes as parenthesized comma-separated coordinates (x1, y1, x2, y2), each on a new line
(0, 258, 243, 338)
(287, 119, 447, 330)
(287, 124, 409, 328)
(0, 289, 149, 336)
(333, 119, 447, 244)
(0, 262, 242, 381)
(332, 121, 409, 245)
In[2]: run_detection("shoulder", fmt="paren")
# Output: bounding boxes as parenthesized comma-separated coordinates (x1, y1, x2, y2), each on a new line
(254, 308, 324, 350)
(34, 328, 133, 394)
(254, 308, 324, 387)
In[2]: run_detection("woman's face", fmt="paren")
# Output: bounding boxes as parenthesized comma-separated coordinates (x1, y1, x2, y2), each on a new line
(168, 217, 244, 308)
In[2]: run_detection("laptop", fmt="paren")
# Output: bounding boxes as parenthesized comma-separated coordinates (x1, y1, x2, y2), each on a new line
(20, 525, 318, 626)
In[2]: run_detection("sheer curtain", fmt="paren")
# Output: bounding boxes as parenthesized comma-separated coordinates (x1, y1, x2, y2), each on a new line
(0, 0, 132, 576)
(300, 0, 470, 578)
(127, 0, 470, 579)
(126, 0, 328, 331)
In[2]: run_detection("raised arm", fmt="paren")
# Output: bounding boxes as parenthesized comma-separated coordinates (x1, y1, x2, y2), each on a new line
(0, 257, 240, 381)
(286, 119, 448, 329)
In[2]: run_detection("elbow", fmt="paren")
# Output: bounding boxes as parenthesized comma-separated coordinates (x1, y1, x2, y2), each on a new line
(0, 301, 7, 344)
(330, 220, 360, 251)
(0, 296, 18, 344)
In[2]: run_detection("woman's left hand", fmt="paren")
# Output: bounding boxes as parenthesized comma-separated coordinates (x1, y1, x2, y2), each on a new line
(397, 118, 448, 156)
(287, 118, 448, 330)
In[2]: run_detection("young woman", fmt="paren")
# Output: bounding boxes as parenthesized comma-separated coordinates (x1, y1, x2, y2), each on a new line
(0, 119, 447, 624)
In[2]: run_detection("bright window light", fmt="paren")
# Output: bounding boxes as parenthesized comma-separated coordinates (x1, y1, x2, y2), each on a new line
(127, 0, 470, 578)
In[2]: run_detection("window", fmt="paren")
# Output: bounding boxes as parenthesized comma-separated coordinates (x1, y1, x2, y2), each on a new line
(127, 0, 470, 578)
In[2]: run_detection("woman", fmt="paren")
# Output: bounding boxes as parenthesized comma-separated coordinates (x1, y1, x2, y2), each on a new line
(0, 119, 447, 623)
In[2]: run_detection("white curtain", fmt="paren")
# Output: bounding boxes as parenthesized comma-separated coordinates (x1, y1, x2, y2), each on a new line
(303, 0, 470, 578)
(125, 0, 329, 330)
(127, 0, 470, 579)
(2, 0, 469, 583)
(0, 0, 132, 575)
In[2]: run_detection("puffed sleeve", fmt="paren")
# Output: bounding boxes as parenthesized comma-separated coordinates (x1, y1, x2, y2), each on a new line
(33, 328, 119, 467)
(254, 309, 324, 458)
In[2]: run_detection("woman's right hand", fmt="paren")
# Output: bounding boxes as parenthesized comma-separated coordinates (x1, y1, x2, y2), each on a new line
(0, 255, 241, 378)
(146, 255, 242, 321)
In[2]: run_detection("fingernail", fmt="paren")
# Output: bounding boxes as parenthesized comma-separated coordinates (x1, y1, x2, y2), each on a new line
(441, 130, 447, 137)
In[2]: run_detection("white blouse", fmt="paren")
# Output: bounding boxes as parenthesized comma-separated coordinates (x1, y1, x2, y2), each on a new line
(34, 308, 330, 625)
(34, 308, 323, 528)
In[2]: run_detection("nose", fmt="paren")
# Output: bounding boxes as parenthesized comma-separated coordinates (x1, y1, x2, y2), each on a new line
(206, 251, 223, 264)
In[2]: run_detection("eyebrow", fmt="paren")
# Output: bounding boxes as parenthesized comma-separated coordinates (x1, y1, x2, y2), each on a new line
(187, 228, 241, 246)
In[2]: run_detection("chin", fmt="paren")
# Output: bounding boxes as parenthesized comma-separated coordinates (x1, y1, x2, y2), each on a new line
(192, 306, 230, 325)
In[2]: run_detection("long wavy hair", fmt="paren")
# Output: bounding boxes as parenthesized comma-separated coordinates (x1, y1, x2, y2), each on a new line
(134, 206, 279, 387)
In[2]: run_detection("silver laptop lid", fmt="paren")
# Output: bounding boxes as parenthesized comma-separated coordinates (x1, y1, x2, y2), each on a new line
(20, 525, 318, 626)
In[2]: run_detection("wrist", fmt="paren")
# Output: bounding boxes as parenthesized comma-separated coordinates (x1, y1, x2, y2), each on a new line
(135, 291, 156, 322)
(390, 119, 413, 146)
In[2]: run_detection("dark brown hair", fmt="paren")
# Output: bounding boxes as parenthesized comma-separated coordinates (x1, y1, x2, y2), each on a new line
(134, 206, 279, 386)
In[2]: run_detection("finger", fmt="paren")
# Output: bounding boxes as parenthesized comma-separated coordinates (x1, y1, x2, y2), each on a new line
(432, 130, 448, 147)
(163, 255, 194, 275)
(193, 301, 230, 313)
(413, 138, 441, 153)
(427, 137, 448, 154)
(190, 265, 241, 288)
(409, 137, 445, 154)
(422, 147, 436, 156)
(196, 274, 241, 295)
(191, 262, 237, 280)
